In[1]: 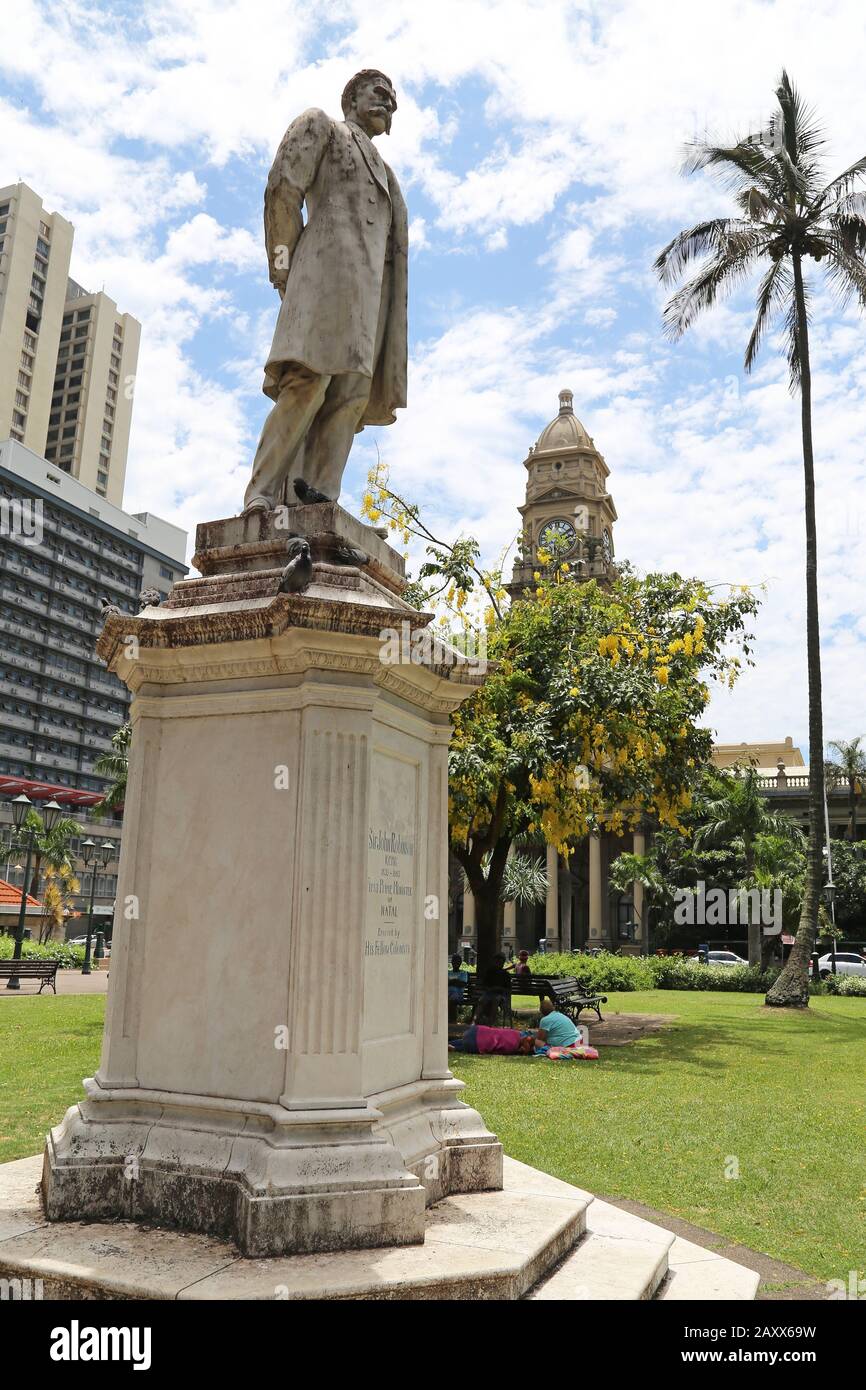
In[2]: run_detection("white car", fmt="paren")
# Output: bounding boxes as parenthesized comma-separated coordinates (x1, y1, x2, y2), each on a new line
(817, 951, 866, 979)
(705, 950, 749, 968)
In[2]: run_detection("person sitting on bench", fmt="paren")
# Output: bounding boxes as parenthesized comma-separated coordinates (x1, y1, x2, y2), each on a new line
(514, 949, 531, 978)
(448, 952, 469, 1023)
(535, 997, 579, 1049)
(473, 953, 511, 1024)
(449, 1024, 535, 1055)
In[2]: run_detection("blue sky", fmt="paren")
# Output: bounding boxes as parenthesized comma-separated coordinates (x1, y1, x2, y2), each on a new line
(2, 0, 865, 755)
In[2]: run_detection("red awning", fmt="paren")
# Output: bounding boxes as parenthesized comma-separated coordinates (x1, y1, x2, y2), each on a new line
(0, 775, 103, 807)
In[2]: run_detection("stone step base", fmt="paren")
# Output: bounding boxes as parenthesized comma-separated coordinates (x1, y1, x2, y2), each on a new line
(0, 1153, 759, 1301)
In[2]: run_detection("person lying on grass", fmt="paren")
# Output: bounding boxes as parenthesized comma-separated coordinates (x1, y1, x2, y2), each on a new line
(449, 1024, 536, 1055)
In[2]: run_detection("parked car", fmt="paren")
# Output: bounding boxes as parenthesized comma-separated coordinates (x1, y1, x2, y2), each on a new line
(705, 950, 749, 968)
(817, 951, 866, 979)
(66, 934, 111, 956)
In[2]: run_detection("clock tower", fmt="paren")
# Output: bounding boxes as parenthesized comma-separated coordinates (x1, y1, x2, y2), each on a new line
(508, 388, 617, 595)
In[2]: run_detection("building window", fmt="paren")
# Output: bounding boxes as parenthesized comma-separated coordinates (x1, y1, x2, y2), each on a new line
(39, 220, 50, 238)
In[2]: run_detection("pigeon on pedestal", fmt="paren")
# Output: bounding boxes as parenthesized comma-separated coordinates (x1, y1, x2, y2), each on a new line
(278, 537, 313, 593)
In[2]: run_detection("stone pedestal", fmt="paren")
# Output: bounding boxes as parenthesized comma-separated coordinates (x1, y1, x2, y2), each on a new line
(43, 501, 502, 1256)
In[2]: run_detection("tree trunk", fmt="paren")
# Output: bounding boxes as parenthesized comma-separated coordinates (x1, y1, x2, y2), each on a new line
(767, 255, 825, 1008)
(744, 838, 761, 967)
(454, 835, 511, 974)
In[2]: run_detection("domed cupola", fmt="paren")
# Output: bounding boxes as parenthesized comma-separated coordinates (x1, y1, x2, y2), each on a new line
(507, 388, 618, 596)
(534, 389, 593, 452)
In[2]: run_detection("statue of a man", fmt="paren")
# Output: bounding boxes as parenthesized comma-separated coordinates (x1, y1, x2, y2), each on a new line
(244, 69, 408, 514)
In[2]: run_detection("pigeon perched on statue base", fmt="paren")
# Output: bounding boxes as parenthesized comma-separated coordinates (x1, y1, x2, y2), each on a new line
(278, 537, 313, 594)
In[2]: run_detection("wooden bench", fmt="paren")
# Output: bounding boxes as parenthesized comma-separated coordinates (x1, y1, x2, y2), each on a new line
(465, 973, 607, 1025)
(0, 959, 60, 993)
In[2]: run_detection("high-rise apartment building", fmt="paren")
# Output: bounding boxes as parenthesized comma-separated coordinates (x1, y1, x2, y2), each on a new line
(0, 183, 73, 457)
(0, 183, 140, 505)
(46, 282, 140, 507)
(0, 439, 187, 794)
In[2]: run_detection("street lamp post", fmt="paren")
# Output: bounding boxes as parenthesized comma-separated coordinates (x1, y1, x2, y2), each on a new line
(6, 795, 62, 990)
(80, 838, 114, 976)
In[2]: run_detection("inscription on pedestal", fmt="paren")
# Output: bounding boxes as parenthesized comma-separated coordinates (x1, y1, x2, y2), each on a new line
(363, 754, 418, 1041)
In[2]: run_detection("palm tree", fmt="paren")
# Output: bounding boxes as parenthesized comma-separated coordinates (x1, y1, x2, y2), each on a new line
(93, 722, 131, 817)
(654, 72, 866, 1006)
(693, 768, 803, 967)
(10, 808, 81, 912)
(826, 737, 866, 840)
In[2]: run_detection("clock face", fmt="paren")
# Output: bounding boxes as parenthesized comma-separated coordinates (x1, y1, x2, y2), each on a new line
(602, 528, 613, 559)
(538, 518, 576, 554)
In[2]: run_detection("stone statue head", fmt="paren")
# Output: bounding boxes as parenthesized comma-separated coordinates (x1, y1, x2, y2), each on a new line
(341, 69, 397, 137)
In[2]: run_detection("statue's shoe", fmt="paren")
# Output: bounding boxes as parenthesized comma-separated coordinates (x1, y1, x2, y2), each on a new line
(242, 495, 272, 516)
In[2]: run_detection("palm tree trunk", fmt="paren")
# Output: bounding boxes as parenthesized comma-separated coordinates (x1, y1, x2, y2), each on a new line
(744, 838, 761, 967)
(767, 254, 825, 1007)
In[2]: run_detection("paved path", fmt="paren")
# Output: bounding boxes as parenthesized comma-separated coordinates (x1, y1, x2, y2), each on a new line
(0, 969, 108, 998)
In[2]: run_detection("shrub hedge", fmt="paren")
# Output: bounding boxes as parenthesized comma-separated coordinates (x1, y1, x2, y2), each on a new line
(525, 950, 784, 993)
(0, 935, 85, 969)
(822, 973, 866, 997)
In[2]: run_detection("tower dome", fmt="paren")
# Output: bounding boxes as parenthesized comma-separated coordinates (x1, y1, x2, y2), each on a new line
(534, 388, 592, 453)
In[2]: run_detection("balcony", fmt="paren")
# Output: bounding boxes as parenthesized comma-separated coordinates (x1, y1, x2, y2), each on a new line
(82, 734, 113, 752)
(0, 586, 49, 617)
(32, 752, 77, 772)
(42, 692, 83, 715)
(0, 741, 33, 762)
(0, 712, 36, 733)
(3, 650, 41, 674)
(84, 703, 124, 724)
(43, 663, 85, 686)
(36, 721, 80, 742)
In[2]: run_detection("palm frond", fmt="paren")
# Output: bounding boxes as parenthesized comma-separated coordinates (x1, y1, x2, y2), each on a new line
(744, 258, 792, 373)
(815, 155, 866, 211)
(681, 139, 777, 194)
(827, 212, 866, 257)
(776, 70, 826, 168)
(782, 282, 811, 393)
(822, 239, 866, 310)
(654, 218, 744, 286)
(661, 244, 761, 340)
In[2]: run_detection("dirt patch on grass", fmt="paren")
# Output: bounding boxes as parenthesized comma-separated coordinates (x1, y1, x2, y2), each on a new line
(583, 1011, 678, 1046)
(507, 1007, 678, 1046)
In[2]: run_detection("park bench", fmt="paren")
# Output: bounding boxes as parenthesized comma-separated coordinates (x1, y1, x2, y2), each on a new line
(0, 959, 60, 993)
(465, 973, 607, 1025)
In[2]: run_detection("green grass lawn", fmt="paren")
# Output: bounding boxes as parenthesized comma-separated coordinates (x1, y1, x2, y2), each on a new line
(452, 989, 866, 1283)
(0, 996, 104, 1166)
(1, 990, 863, 1283)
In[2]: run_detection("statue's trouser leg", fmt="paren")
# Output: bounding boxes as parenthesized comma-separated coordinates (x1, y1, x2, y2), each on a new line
(301, 373, 372, 499)
(244, 366, 329, 509)
(300, 281, 392, 499)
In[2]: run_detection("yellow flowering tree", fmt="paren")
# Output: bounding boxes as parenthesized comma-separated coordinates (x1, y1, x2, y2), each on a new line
(363, 468, 759, 968)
